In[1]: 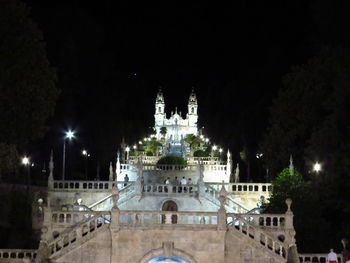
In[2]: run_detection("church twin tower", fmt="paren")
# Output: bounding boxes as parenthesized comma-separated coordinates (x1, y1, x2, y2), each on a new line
(154, 89, 198, 141)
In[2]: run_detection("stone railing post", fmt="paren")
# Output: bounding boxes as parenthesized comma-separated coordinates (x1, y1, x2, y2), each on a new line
(217, 181, 227, 231)
(284, 198, 300, 263)
(110, 187, 120, 231)
(35, 198, 52, 263)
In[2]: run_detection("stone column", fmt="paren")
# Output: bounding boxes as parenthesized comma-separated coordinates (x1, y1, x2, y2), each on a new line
(110, 185, 120, 263)
(284, 198, 300, 263)
(197, 161, 205, 196)
(217, 181, 227, 231)
(35, 198, 52, 263)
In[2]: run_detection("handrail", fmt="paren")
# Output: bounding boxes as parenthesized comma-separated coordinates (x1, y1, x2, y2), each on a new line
(204, 184, 249, 213)
(227, 213, 287, 259)
(0, 249, 37, 260)
(48, 211, 111, 258)
(299, 253, 343, 263)
(88, 182, 134, 210)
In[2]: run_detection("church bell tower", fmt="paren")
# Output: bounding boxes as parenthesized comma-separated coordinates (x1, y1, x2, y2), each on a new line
(187, 88, 198, 127)
(154, 88, 165, 127)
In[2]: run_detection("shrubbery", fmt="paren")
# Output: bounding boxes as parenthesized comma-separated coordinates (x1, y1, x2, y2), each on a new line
(157, 155, 187, 166)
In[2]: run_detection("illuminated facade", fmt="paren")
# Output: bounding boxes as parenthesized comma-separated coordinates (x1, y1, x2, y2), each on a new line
(154, 89, 198, 141)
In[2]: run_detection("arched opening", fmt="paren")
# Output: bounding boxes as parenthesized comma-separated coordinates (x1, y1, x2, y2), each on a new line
(162, 200, 178, 224)
(148, 256, 188, 263)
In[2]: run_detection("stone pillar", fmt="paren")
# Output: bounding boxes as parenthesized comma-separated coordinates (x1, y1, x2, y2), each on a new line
(110, 187, 120, 230)
(35, 198, 52, 263)
(197, 161, 205, 196)
(109, 162, 114, 181)
(48, 150, 54, 190)
(110, 186, 120, 263)
(217, 181, 227, 231)
(115, 152, 121, 182)
(285, 198, 299, 263)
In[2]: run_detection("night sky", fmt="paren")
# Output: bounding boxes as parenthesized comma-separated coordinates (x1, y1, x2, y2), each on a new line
(21, 0, 350, 181)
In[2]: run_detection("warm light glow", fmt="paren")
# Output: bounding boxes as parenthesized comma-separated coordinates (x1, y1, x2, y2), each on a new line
(200, 135, 204, 140)
(22, 156, 29, 165)
(205, 138, 209, 143)
(139, 141, 142, 145)
(219, 148, 223, 153)
(82, 150, 87, 155)
(133, 145, 137, 149)
(65, 130, 75, 139)
(212, 145, 217, 151)
(126, 146, 130, 152)
(256, 153, 263, 159)
(313, 162, 321, 172)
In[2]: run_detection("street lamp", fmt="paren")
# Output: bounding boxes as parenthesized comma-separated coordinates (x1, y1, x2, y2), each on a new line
(313, 162, 321, 173)
(125, 146, 130, 161)
(62, 130, 75, 180)
(22, 156, 31, 188)
(82, 149, 90, 179)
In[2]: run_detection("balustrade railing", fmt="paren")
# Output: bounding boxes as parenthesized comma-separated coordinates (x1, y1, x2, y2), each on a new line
(299, 253, 343, 263)
(88, 182, 135, 210)
(204, 185, 249, 213)
(49, 212, 111, 257)
(52, 211, 98, 225)
(142, 184, 198, 195)
(51, 180, 131, 191)
(120, 163, 227, 172)
(0, 249, 36, 260)
(229, 214, 285, 229)
(208, 183, 272, 193)
(119, 211, 217, 226)
(226, 214, 286, 259)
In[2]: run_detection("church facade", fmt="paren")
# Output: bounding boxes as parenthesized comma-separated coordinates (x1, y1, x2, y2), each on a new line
(154, 89, 198, 142)
(0, 90, 339, 263)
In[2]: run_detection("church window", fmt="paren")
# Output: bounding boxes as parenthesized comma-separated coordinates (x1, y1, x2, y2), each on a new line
(158, 107, 161, 113)
(191, 107, 194, 113)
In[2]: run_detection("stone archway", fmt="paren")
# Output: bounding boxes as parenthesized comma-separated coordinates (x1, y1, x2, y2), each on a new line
(138, 243, 197, 263)
(162, 200, 178, 224)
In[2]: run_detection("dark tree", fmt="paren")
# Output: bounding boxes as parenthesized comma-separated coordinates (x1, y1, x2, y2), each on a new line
(261, 46, 350, 178)
(0, 0, 59, 174)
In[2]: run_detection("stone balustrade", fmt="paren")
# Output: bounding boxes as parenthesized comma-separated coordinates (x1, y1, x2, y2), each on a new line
(88, 182, 136, 210)
(142, 184, 198, 195)
(208, 182, 272, 193)
(120, 163, 227, 172)
(119, 211, 218, 226)
(49, 212, 111, 257)
(0, 250, 36, 260)
(51, 181, 130, 191)
(128, 156, 160, 164)
(299, 253, 343, 263)
(127, 156, 224, 166)
(186, 157, 225, 165)
(235, 214, 286, 229)
(204, 185, 249, 213)
(226, 214, 286, 259)
(52, 211, 99, 225)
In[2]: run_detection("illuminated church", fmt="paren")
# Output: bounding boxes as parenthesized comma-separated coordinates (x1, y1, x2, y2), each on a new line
(0, 90, 336, 263)
(154, 88, 198, 141)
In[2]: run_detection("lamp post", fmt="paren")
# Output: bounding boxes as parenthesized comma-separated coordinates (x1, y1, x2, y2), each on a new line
(82, 149, 90, 179)
(22, 156, 33, 225)
(22, 156, 31, 188)
(125, 146, 130, 161)
(219, 148, 223, 160)
(62, 130, 75, 180)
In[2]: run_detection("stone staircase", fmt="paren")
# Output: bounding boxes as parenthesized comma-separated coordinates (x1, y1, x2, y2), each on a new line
(203, 184, 250, 213)
(48, 211, 111, 260)
(227, 213, 287, 262)
(88, 182, 137, 211)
